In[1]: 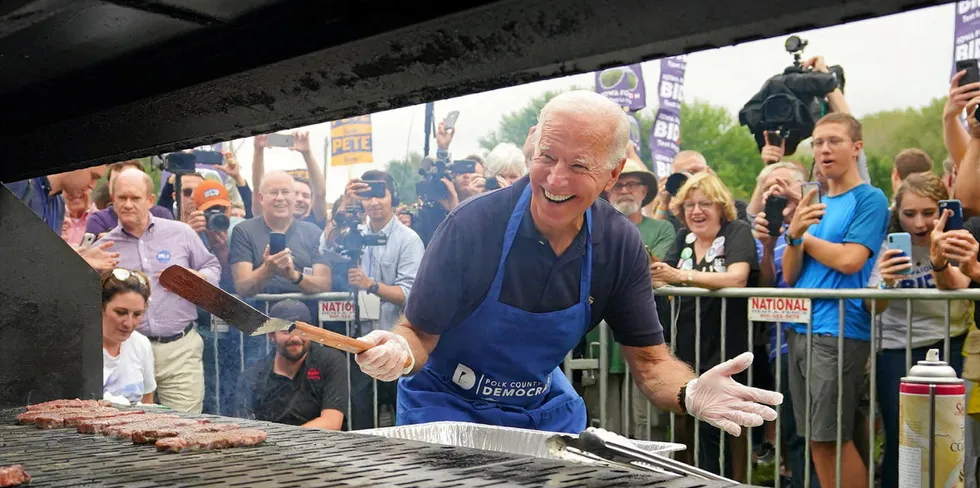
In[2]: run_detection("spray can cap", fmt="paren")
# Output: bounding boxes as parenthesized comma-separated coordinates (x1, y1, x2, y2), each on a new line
(905, 348, 959, 382)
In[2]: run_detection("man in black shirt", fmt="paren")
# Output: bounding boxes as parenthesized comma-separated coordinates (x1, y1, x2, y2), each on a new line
(235, 300, 348, 429)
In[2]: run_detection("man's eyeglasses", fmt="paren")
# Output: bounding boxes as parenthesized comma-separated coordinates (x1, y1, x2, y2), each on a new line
(811, 137, 849, 149)
(612, 181, 645, 192)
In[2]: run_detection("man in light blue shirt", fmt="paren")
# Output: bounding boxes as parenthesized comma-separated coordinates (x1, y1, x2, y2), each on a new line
(781, 113, 889, 488)
(338, 169, 424, 426)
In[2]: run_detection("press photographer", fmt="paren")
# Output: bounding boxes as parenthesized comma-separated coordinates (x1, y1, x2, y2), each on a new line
(337, 170, 424, 428)
(412, 120, 487, 246)
(189, 180, 244, 291)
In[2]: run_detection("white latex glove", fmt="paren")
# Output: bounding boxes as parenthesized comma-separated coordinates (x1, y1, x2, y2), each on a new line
(684, 352, 783, 437)
(354, 330, 415, 382)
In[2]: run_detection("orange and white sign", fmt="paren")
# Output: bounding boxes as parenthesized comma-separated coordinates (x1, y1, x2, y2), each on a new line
(748, 297, 811, 323)
(319, 300, 355, 322)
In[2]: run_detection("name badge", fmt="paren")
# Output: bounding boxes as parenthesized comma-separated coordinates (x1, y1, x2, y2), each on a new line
(358, 291, 382, 321)
(303, 267, 313, 276)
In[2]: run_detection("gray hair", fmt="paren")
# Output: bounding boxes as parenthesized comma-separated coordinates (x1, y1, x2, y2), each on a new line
(534, 90, 630, 170)
(756, 161, 805, 184)
(112, 167, 154, 196)
(484, 143, 527, 179)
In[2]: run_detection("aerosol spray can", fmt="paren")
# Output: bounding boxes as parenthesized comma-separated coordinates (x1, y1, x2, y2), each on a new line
(899, 348, 966, 488)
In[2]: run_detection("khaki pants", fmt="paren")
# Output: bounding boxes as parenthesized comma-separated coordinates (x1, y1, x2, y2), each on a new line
(151, 328, 205, 413)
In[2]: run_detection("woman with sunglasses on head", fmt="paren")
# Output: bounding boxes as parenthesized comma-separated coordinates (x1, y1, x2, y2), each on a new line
(102, 268, 156, 405)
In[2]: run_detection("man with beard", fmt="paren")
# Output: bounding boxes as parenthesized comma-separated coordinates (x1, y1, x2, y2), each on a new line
(236, 300, 348, 429)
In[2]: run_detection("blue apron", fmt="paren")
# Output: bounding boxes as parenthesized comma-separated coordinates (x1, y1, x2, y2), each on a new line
(396, 185, 591, 434)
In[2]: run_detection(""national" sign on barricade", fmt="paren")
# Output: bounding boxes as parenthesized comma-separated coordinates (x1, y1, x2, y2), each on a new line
(748, 297, 811, 324)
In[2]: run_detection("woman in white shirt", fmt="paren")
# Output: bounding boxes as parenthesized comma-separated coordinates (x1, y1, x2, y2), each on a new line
(101, 268, 156, 405)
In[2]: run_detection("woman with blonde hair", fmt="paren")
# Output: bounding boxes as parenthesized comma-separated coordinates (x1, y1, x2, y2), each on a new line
(651, 172, 759, 479)
(865, 172, 974, 488)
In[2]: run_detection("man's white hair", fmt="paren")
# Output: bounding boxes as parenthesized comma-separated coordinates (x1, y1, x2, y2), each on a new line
(534, 90, 630, 170)
(756, 162, 805, 184)
(484, 143, 528, 179)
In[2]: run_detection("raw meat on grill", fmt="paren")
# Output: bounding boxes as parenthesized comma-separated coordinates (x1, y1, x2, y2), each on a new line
(156, 428, 268, 453)
(35, 409, 143, 429)
(78, 414, 179, 434)
(132, 423, 240, 444)
(106, 418, 206, 439)
(17, 407, 95, 425)
(0, 465, 30, 487)
(25, 399, 111, 411)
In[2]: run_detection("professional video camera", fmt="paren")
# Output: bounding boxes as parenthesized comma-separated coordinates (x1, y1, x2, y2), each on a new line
(416, 157, 478, 202)
(332, 206, 387, 264)
(738, 36, 845, 155)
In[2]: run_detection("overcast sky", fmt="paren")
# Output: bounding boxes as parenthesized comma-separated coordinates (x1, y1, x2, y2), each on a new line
(226, 4, 955, 201)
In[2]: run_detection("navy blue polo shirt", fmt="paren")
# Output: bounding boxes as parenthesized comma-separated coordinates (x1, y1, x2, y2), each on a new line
(405, 176, 664, 347)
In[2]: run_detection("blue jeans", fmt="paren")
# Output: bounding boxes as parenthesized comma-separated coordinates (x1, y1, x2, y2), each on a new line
(877, 335, 966, 488)
(775, 354, 820, 488)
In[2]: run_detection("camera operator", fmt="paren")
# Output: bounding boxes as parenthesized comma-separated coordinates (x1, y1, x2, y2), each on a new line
(645, 151, 750, 231)
(413, 121, 487, 246)
(188, 180, 244, 291)
(339, 170, 424, 425)
(158, 152, 253, 222)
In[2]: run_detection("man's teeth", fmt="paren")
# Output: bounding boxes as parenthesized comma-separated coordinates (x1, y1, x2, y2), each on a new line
(544, 189, 573, 202)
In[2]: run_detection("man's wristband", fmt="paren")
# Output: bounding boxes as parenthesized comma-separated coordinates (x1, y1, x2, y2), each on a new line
(932, 261, 950, 273)
(367, 281, 380, 295)
(291, 271, 304, 285)
(677, 383, 688, 414)
(786, 232, 804, 247)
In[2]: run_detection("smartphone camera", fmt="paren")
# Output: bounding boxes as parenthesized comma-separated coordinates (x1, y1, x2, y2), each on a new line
(665, 173, 689, 197)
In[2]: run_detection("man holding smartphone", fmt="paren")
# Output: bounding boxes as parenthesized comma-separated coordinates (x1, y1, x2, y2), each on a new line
(230, 171, 332, 320)
(780, 113, 889, 488)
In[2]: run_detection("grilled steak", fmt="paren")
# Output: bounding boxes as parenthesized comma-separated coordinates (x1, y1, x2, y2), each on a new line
(17, 407, 95, 425)
(156, 429, 268, 453)
(0, 465, 30, 487)
(106, 418, 205, 439)
(78, 414, 179, 434)
(25, 399, 111, 411)
(132, 423, 240, 444)
(33, 408, 120, 429)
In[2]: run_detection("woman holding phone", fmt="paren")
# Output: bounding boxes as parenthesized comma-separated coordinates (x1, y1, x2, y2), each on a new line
(650, 172, 759, 480)
(864, 172, 974, 488)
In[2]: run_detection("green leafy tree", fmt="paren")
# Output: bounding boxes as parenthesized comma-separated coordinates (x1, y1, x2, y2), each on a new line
(676, 100, 761, 200)
(386, 152, 423, 204)
(478, 90, 566, 152)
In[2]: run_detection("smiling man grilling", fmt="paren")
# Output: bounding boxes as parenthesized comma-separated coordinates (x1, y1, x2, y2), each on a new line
(353, 90, 782, 435)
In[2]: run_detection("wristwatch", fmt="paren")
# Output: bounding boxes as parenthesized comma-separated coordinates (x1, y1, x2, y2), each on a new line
(786, 232, 804, 247)
(367, 281, 380, 295)
(291, 271, 304, 285)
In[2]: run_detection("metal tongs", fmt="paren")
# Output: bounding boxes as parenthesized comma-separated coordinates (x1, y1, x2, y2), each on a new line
(547, 428, 738, 485)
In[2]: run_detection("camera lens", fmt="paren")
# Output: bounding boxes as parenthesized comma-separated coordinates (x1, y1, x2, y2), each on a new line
(206, 212, 230, 232)
(784, 36, 801, 53)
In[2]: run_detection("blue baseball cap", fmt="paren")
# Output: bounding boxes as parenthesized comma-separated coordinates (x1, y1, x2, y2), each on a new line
(269, 299, 312, 323)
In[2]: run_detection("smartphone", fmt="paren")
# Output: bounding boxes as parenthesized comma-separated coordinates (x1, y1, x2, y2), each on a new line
(165, 152, 196, 173)
(450, 159, 477, 175)
(665, 172, 689, 196)
(887, 232, 913, 275)
(443, 111, 460, 130)
(958, 59, 980, 86)
(484, 176, 500, 190)
(193, 150, 223, 165)
(801, 181, 821, 207)
(269, 232, 287, 255)
(80, 233, 96, 248)
(360, 180, 386, 199)
(266, 133, 295, 148)
(939, 199, 964, 231)
(764, 195, 788, 237)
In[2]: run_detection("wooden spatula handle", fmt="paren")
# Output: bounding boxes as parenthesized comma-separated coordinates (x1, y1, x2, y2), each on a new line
(292, 322, 413, 369)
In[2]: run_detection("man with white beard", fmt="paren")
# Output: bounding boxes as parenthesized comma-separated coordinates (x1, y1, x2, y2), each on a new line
(608, 148, 675, 260)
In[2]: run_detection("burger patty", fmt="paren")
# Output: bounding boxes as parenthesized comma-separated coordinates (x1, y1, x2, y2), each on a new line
(156, 429, 268, 453)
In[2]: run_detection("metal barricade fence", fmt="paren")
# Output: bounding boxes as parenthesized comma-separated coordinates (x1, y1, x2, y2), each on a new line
(201, 291, 393, 430)
(565, 286, 980, 487)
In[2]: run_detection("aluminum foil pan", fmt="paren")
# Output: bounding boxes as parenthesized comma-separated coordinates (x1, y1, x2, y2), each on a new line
(356, 421, 685, 461)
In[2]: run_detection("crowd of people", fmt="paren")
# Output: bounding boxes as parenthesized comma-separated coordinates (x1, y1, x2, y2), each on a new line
(7, 52, 980, 488)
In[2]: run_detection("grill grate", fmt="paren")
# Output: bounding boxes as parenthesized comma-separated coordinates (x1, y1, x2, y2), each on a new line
(0, 408, 736, 487)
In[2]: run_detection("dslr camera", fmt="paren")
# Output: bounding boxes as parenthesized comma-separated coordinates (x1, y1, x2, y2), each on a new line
(416, 157, 478, 201)
(204, 207, 230, 232)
